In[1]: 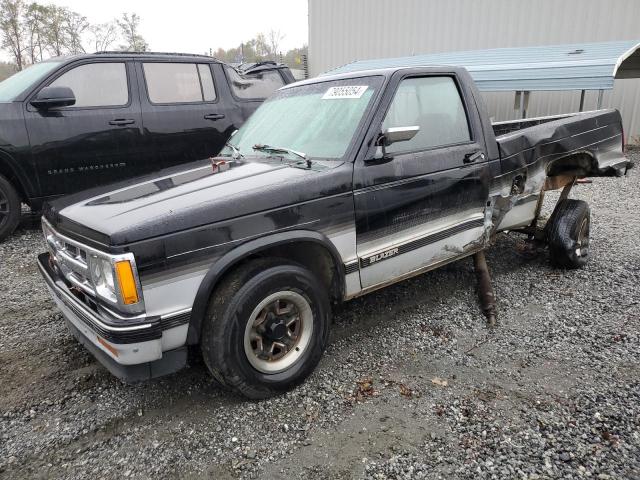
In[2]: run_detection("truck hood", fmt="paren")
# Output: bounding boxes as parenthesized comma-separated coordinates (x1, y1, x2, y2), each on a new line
(45, 158, 351, 246)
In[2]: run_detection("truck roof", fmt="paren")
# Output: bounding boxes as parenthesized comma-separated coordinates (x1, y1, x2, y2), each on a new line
(283, 64, 469, 89)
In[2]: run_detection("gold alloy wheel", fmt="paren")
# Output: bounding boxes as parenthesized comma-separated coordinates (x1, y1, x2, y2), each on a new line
(243, 291, 314, 374)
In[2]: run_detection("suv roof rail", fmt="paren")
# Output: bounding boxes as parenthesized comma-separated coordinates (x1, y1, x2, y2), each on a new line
(94, 51, 219, 60)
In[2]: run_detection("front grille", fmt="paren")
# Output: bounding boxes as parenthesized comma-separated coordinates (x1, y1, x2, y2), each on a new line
(44, 222, 96, 297)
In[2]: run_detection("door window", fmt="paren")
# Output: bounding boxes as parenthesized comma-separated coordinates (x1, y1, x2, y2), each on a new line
(143, 63, 217, 103)
(225, 66, 285, 99)
(382, 76, 470, 153)
(48, 62, 128, 108)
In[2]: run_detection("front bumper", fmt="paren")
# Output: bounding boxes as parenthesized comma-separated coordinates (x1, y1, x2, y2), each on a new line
(38, 253, 186, 382)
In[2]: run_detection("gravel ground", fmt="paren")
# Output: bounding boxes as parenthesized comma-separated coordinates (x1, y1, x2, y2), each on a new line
(1, 150, 639, 480)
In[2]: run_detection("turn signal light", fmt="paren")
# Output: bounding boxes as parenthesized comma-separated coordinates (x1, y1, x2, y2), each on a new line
(115, 260, 139, 305)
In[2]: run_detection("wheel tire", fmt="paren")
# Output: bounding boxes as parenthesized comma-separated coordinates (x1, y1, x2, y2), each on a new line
(200, 258, 330, 399)
(546, 199, 590, 269)
(0, 174, 21, 242)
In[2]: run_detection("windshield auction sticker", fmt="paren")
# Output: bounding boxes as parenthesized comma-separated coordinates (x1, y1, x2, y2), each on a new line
(322, 85, 368, 99)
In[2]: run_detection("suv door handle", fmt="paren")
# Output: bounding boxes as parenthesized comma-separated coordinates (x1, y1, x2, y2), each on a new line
(464, 151, 485, 164)
(109, 119, 135, 126)
(204, 113, 225, 121)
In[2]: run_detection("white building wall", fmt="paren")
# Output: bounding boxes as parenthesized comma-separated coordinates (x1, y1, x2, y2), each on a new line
(308, 0, 640, 143)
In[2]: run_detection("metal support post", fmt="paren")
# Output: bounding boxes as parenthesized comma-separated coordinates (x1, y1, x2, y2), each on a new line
(473, 251, 497, 327)
(597, 89, 604, 109)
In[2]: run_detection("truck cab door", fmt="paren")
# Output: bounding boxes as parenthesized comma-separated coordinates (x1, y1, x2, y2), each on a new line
(353, 73, 490, 289)
(25, 60, 143, 197)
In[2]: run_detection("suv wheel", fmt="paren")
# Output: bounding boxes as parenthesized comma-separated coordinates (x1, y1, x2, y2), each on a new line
(0, 174, 21, 242)
(201, 259, 330, 399)
(546, 198, 590, 269)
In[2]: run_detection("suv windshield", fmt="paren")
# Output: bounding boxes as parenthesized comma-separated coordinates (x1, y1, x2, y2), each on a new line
(222, 76, 383, 160)
(0, 60, 63, 102)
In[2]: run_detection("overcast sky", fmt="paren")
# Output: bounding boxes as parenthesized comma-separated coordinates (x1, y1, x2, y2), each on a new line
(2, 0, 308, 61)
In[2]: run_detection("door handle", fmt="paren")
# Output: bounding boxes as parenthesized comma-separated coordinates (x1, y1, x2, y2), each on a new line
(464, 151, 485, 164)
(109, 119, 135, 126)
(204, 113, 225, 121)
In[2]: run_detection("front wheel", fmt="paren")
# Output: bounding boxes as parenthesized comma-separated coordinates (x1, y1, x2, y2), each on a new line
(546, 198, 590, 269)
(0, 174, 21, 242)
(201, 259, 330, 399)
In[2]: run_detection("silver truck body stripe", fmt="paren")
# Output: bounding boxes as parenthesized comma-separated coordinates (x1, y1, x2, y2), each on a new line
(142, 267, 210, 318)
(357, 211, 485, 289)
(360, 225, 484, 288)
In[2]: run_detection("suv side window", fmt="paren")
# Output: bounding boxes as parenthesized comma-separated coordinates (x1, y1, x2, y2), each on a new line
(382, 76, 471, 153)
(143, 62, 216, 104)
(225, 66, 285, 99)
(49, 62, 128, 108)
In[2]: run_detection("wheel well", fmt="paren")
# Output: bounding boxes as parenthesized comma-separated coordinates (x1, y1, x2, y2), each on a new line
(546, 152, 599, 178)
(244, 241, 342, 302)
(0, 157, 27, 202)
(187, 238, 344, 345)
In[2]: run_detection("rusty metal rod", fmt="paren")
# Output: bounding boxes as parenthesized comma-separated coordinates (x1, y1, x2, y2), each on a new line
(473, 251, 497, 327)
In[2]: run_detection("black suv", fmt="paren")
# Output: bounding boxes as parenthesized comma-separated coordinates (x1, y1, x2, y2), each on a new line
(0, 52, 295, 240)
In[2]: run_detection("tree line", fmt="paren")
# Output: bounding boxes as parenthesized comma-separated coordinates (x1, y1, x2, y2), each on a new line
(0, 0, 148, 71)
(0, 1, 307, 80)
(212, 29, 307, 71)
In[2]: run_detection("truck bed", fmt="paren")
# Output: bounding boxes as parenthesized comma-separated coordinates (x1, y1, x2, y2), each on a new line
(492, 109, 628, 177)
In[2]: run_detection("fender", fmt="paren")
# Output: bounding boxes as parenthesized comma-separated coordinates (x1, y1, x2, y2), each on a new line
(186, 229, 346, 344)
(0, 149, 37, 201)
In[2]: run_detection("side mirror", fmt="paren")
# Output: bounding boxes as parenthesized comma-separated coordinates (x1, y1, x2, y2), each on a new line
(370, 125, 420, 161)
(381, 126, 420, 146)
(30, 86, 76, 109)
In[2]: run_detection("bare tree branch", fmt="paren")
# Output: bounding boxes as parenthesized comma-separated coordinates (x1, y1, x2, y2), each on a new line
(25, 2, 49, 63)
(65, 10, 88, 54)
(0, 0, 27, 70)
(267, 29, 285, 59)
(89, 21, 118, 52)
(117, 13, 148, 52)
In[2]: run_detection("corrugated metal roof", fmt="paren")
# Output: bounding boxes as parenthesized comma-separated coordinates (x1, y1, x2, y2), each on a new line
(326, 40, 640, 91)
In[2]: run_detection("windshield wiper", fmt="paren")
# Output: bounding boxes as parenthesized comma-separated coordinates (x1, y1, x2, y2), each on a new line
(252, 144, 307, 160)
(225, 141, 244, 159)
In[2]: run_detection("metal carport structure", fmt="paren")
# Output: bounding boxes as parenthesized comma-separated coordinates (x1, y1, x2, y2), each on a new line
(327, 40, 640, 118)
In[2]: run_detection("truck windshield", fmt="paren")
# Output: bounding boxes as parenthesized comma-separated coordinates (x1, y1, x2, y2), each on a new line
(0, 60, 63, 102)
(222, 76, 383, 160)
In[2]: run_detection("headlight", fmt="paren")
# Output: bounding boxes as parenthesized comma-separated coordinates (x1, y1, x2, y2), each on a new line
(89, 256, 117, 303)
(88, 253, 143, 313)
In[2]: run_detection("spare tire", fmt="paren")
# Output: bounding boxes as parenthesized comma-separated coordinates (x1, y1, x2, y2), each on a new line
(546, 198, 590, 269)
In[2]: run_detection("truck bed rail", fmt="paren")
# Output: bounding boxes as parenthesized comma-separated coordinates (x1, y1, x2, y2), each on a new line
(492, 111, 603, 137)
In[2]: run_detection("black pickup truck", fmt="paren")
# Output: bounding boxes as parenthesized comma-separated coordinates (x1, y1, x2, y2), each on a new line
(0, 52, 294, 240)
(38, 66, 629, 398)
